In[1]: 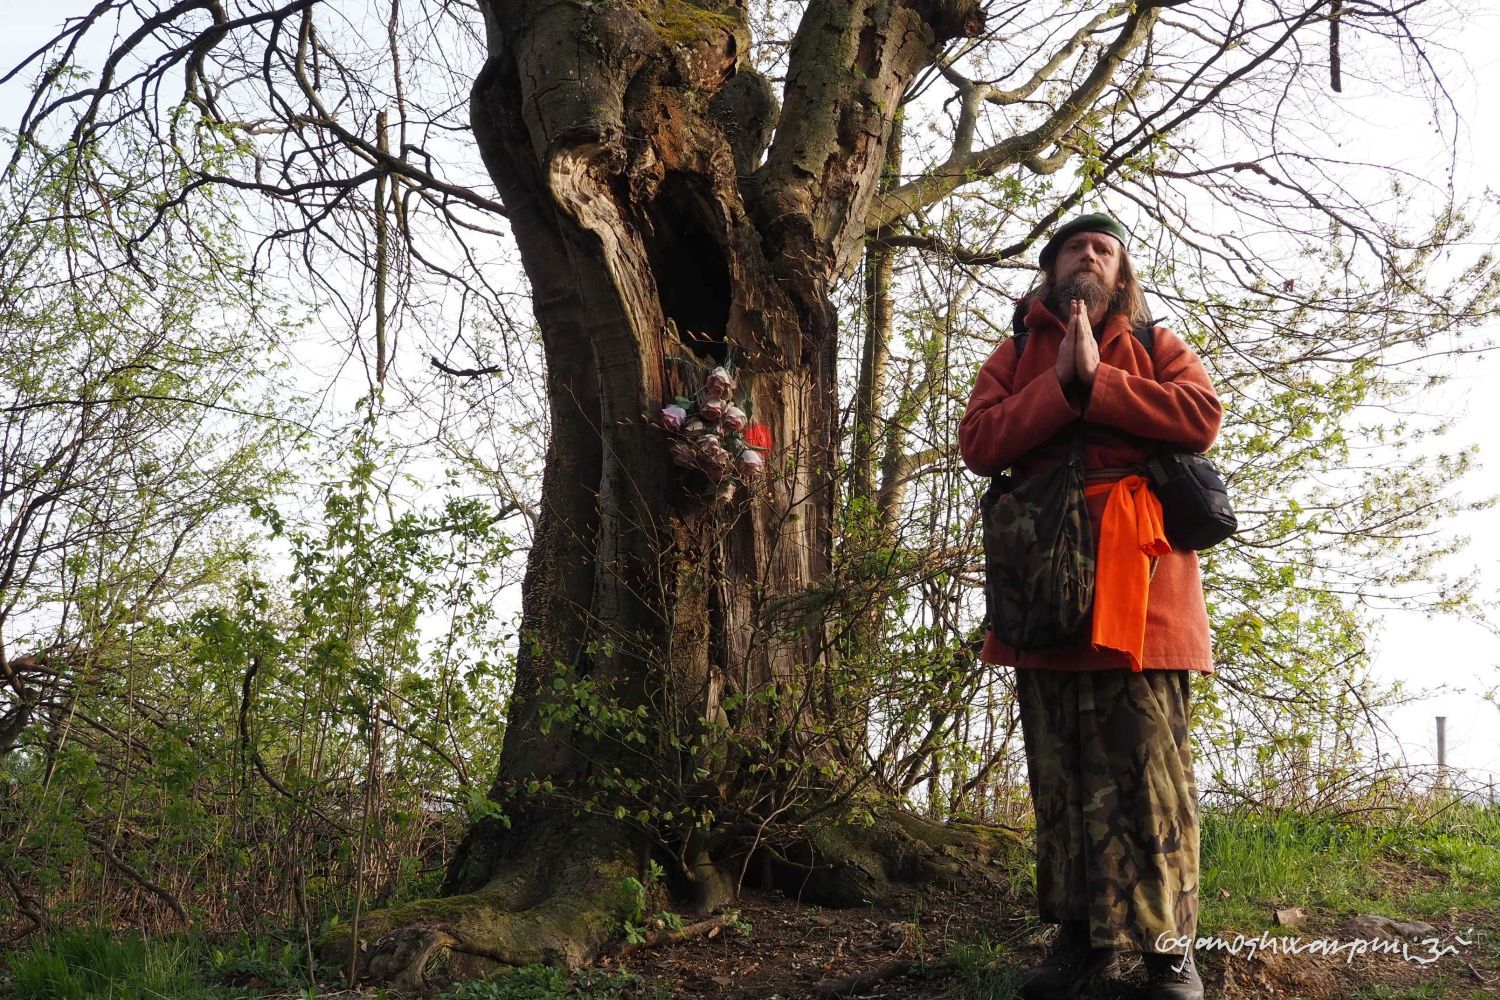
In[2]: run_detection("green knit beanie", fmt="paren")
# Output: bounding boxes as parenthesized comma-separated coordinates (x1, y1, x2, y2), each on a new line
(1038, 213, 1128, 270)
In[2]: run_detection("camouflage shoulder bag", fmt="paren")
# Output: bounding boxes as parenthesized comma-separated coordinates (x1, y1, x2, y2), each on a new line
(980, 427, 1094, 650)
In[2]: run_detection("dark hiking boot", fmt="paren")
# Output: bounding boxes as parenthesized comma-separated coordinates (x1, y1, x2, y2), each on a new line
(1142, 948, 1204, 1000)
(1019, 920, 1120, 1000)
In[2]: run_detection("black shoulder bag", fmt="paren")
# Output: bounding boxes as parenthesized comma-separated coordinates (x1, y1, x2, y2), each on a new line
(1121, 324, 1237, 550)
(1145, 452, 1236, 551)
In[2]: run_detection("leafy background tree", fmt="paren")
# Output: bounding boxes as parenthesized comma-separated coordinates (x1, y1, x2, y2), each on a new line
(0, 122, 516, 956)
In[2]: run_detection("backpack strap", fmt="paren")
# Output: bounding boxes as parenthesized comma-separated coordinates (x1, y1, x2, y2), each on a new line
(991, 318, 1171, 494)
(1134, 319, 1158, 353)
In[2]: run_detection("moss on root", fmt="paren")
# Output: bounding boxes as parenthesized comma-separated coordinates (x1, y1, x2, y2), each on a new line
(786, 807, 1025, 907)
(316, 860, 637, 989)
(891, 811, 1027, 859)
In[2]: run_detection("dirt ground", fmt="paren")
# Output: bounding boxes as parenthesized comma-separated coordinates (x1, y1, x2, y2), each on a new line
(601, 871, 1499, 999)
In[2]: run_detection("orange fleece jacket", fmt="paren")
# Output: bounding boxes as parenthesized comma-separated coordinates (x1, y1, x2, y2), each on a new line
(960, 298, 1223, 673)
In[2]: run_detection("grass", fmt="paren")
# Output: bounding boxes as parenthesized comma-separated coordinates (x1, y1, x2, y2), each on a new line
(958, 799, 1500, 999)
(1350, 986, 1449, 999)
(1, 928, 254, 1000)
(1199, 808, 1397, 930)
(207, 933, 343, 992)
(0, 930, 667, 1000)
(1198, 799, 1500, 936)
(943, 940, 1026, 1000)
(0, 928, 373, 999)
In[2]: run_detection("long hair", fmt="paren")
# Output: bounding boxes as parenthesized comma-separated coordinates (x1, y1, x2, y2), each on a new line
(1020, 248, 1152, 329)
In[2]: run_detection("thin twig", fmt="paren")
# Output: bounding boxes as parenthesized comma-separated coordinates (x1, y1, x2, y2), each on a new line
(83, 832, 190, 925)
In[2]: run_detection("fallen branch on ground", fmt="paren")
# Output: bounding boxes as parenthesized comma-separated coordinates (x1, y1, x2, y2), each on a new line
(617, 914, 730, 958)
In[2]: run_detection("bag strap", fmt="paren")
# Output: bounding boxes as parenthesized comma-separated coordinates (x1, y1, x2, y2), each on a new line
(990, 316, 1164, 497)
(987, 315, 1165, 498)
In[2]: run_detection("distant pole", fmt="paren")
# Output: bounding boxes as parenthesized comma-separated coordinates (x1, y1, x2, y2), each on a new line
(1435, 716, 1447, 790)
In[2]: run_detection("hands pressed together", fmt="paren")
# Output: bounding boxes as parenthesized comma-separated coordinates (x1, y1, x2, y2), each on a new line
(1053, 298, 1101, 385)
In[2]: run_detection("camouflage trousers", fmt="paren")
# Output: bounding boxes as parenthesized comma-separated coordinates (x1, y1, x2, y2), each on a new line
(1015, 668, 1200, 955)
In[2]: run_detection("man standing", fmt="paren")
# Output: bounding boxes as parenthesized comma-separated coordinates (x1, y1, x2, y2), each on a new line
(959, 214, 1221, 1000)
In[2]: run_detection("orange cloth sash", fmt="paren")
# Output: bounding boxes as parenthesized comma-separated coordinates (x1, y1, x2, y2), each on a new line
(1084, 475, 1171, 671)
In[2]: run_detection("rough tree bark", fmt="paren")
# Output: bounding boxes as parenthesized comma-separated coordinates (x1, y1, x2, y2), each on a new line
(317, 0, 995, 986)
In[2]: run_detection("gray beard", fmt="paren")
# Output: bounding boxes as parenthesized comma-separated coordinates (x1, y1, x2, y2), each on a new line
(1048, 272, 1113, 320)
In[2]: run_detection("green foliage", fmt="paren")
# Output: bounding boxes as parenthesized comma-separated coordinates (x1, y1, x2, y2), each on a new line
(0, 88, 518, 954)
(0, 130, 293, 668)
(2, 928, 249, 1000)
(615, 876, 650, 943)
(1176, 224, 1500, 802)
(612, 860, 676, 945)
(0, 404, 513, 938)
(0, 121, 306, 936)
(207, 933, 341, 991)
(724, 909, 752, 936)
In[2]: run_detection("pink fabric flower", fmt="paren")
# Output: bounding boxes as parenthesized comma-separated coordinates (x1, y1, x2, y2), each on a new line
(721, 405, 746, 432)
(698, 396, 726, 421)
(698, 438, 730, 480)
(697, 434, 727, 461)
(706, 366, 735, 397)
(737, 449, 765, 478)
(661, 404, 687, 431)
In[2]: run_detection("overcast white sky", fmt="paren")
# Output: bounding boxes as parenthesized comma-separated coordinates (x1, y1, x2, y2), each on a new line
(1351, 21, 1500, 785)
(2, 3, 1497, 787)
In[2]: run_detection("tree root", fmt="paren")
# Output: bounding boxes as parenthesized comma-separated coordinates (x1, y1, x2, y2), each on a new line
(317, 839, 638, 990)
(318, 886, 617, 989)
(782, 807, 1025, 907)
(317, 807, 1021, 988)
(812, 957, 948, 998)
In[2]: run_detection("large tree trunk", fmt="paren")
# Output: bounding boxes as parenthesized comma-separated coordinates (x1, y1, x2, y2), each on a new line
(320, 0, 988, 985)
